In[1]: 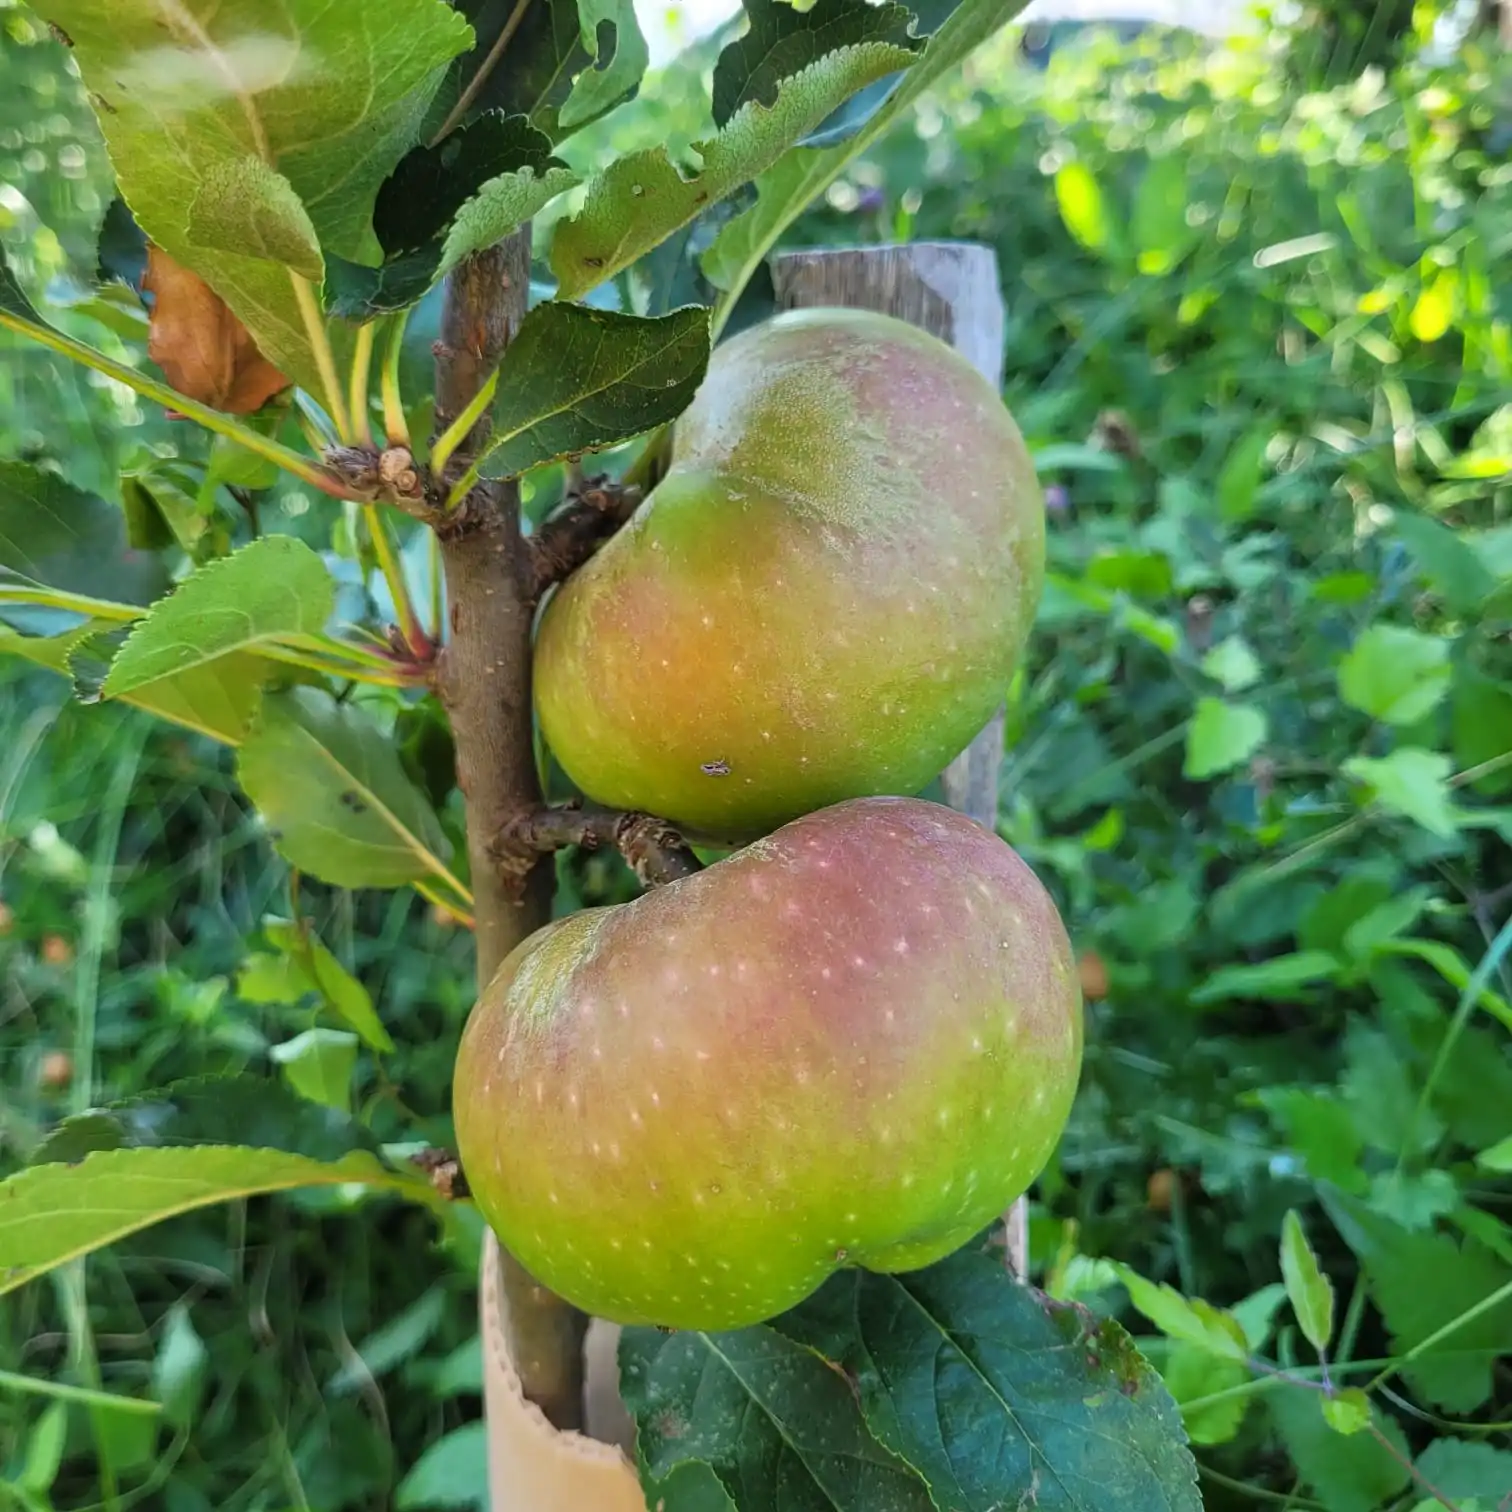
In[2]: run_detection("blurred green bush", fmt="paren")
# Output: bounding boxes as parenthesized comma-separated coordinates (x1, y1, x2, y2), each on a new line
(2, 4, 1509, 1508)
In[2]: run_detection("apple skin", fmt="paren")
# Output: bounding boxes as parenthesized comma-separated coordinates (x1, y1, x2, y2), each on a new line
(533, 308, 1045, 843)
(452, 797, 1082, 1331)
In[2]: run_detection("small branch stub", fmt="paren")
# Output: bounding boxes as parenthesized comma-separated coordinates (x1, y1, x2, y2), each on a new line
(413, 1147, 471, 1200)
(323, 443, 435, 519)
(529, 475, 643, 597)
(494, 800, 703, 893)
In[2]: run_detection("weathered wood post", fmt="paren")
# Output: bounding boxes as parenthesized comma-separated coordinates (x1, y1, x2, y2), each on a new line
(771, 241, 1029, 1280)
(477, 239, 1027, 1509)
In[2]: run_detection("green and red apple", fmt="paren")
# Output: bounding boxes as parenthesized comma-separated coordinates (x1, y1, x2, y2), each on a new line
(453, 797, 1082, 1331)
(533, 308, 1045, 843)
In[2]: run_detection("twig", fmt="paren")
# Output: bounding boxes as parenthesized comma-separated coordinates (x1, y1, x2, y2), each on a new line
(430, 231, 590, 1432)
(429, 0, 535, 145)
(529, 476, 643, 595)
(494, 800, 703, 892)
(411, 1148, 470, 1200)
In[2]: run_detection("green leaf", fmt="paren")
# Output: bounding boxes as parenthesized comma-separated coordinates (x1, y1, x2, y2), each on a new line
(101, 537, 334, 697)
(121, 461, 215, 556)
(395, 1422, 488, 1511)
(432, 1337, 484, 1398)
(1055, 161, 1109, 252)
(237, 686, 454, 890)
(269, 1028, 359, 1112)
(1115, 1266, 1250, 1362)
(1343, 749, 1462, 837)
(1191, 952, 1340, 1005)
(550, 37, 919, 299)
(702, 0, 1021, 318)
(0, 461, 168, 610)
(37, 0, 472, 388)
(1200, 637, 1262, 692)
(1409, 269, 1456, 343)
(1323, 1194, 1512, 1413)
(1337, 624, 1451, 726)
(1477, 1133, 1512, 1171)
(1258, 1090, 1367, 1191)
(330, 1286, 447, 1393)
(1183, 697, 1267, 780)
(1161, 1344, 1250, 1446)
(712, 0, 921, 129)
(0, 1145, 396, 1297)
(19, 1401, 68, 1495)
(622, 1324, 934, 1512)
(256, 918, 395, 1053)
(1280, 1211, 1335, 1353)
(1132, 154, 1193, 275)
(30, 1074, 386, 1167)
(772, 1250, 1204, 1510)
(328, 113, 578, 320)
(1451, 666, 1512, 796)
(1216, 425, 1272, 523)
(1267, 1383, 1410, 1512)
(152, 1304, 209, 1430)
(558, 0, 650, 134)
(1391, 509, 1497, 613)
(1319, 1388, 1371, 1436)
(430, 0, 633, 144)
(1414, 1438, 1512, 1503)
(478, 303, 710, 480)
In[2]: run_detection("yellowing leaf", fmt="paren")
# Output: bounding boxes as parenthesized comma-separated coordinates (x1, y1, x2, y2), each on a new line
(1409, 270, 1457, 343)
(1055, 161, 1109, 252)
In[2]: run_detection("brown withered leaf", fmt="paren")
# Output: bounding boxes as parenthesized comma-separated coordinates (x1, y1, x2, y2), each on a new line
(143, 245, 290, 414)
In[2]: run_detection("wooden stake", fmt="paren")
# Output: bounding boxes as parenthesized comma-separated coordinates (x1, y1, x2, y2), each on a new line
(771, 242, 1029, 1281)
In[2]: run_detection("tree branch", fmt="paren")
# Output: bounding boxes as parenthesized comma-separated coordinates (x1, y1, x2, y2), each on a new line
(494, 800, 703, 891)
(431, 230, 590, 1432)
(528, 476, 643, 597)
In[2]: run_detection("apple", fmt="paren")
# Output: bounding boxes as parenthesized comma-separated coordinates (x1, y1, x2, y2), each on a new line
(453, 797, 1082, 1331)
(533, 308, 1045, 843)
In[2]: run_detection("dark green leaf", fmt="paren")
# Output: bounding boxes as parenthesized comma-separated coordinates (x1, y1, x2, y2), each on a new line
(0, 460, 168, 610)
(429, 0, 638, 144)
(480, 303, 710, 479)
(31, 1074, 386, 1167)
(772, 1249, 1204, 1510)
(1267, 1383, 1411, 1512)
(1391, 509, 1497, 612)
(329, 113, 577, 320)
(1414, 1438, 1512, 1502)
(236, 686, 454, 889)
(1451, 665, 1512, 796)
(96, 196, 148, 291)
(1321, 1191, 1512, 1412)
(621, 1322, 935, 1512)
(1190, 952, 1340, 1005)
(712, 0, 921, 129)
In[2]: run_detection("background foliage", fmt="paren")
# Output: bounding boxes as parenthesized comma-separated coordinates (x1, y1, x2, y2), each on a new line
(2, 0, 1510, 1507)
